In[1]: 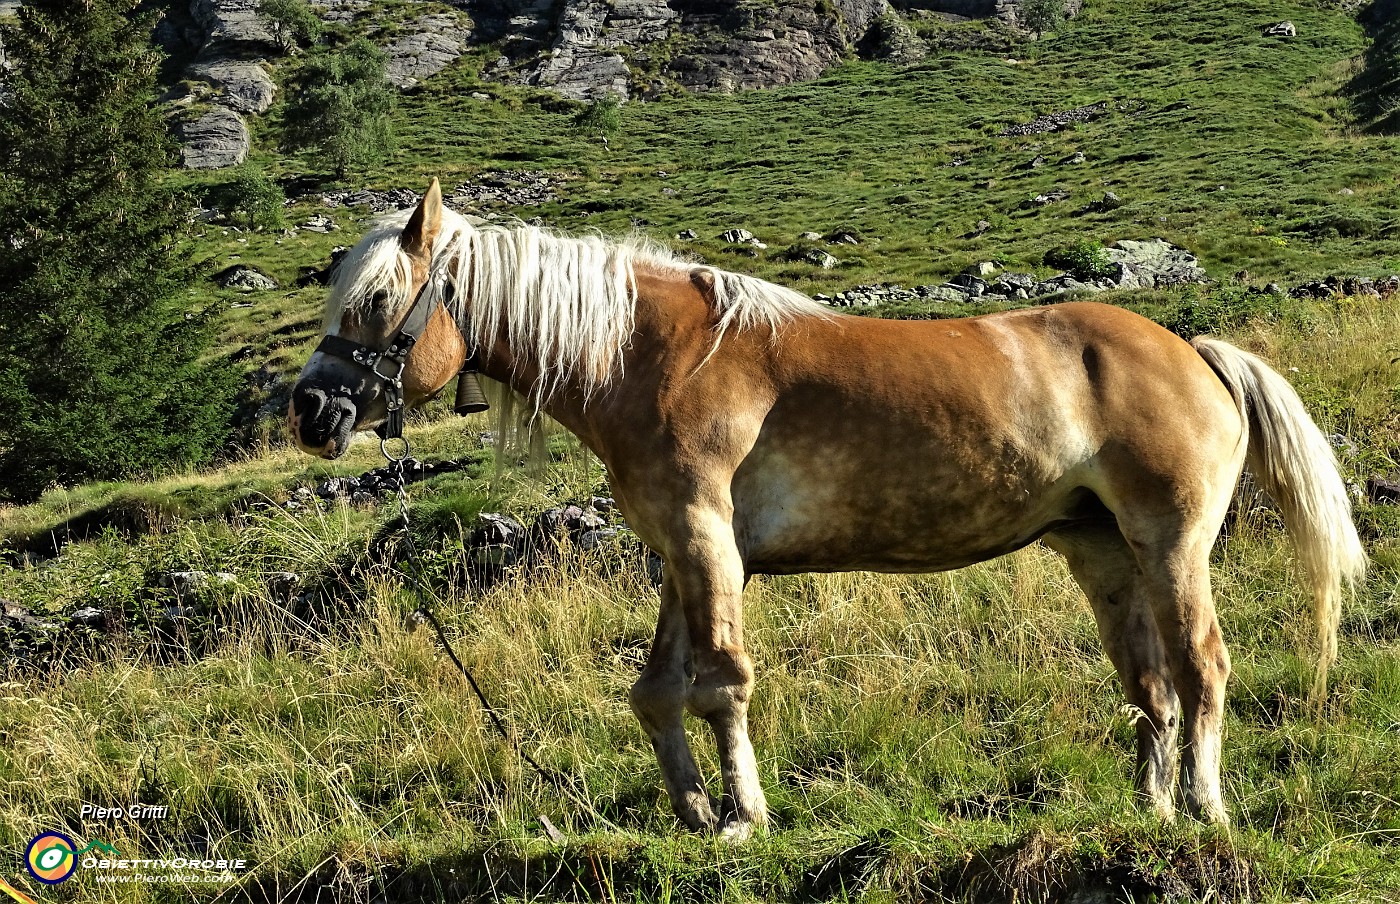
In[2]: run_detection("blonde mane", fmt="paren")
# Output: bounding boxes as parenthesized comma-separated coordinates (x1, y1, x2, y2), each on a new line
(328, 207, 832, 405)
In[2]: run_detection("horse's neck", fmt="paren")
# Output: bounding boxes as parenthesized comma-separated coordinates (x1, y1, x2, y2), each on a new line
(468, 263, 713, 450)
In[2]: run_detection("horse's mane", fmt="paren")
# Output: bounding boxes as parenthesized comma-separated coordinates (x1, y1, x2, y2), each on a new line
(328, 206, 831, 405)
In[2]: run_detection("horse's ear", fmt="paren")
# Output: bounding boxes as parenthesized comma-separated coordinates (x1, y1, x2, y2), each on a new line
(401, 178, 443, 257)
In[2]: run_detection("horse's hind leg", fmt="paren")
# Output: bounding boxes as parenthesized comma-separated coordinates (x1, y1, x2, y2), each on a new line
(1121, 523, 1233, 825)
(629, 579, 719, 831)
(1045, 525, 1180, 819)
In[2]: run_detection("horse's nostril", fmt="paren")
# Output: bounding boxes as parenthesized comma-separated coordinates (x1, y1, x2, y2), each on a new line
(293, 385, 329, 424)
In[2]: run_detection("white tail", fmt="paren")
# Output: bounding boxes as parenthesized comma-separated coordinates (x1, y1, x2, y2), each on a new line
(1193, 338, 1367, 695)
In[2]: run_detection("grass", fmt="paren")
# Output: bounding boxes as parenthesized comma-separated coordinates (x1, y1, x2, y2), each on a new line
(2, 298, 1399, 901)
(3, 0, 1400, 899)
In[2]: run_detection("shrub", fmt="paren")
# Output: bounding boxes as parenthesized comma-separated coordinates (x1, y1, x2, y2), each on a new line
(211, 164, 286, 230)
(573, 95, 622, 137)
(1043, 240, 1114, 281)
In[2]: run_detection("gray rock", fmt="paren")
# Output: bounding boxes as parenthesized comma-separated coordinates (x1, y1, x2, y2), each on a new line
(921, 286, 969, 303)
(1027, 190, 1071, 206)
(1105, 239, 1206, 289)
(827, 229, 861, 245)
(301, 214, 337, 233)
(384, 14, 471, 89)
(973, 219, 992, 235)
(178, 107, 250, 169)
(802, 248, 838, 269)
(1338, 187, 1355, 196)
(189, 0, 278, 49)
(308, 0, 369, 26)
(189, 59, 276, 113)
(675, 229, 697, 240)
(945, 273, 989, 296)
(217, 264, 278, 291)
(69, 607, 106, 630)
(720, 228, 755, 243)
(1368, 476, 1400, 505)
(1061, 151, 1087, 165)
(1263, 21, 1297, 38)
(799, 231, 823, 241)
(965, 261, 1000, 278)
(1025, 154, 1046, 169)
(988, 272, 1037, 296)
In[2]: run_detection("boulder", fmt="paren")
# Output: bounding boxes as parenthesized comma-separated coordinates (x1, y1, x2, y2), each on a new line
(1263, 21, 1297, 38)
(720, 228, 755, 243)
(189, 0, 279, 49)
(188, 59, 276, 113)
(216, 264, 278, 291)
(1104, 239, 1207, 289)
(178, 107, 250, 169)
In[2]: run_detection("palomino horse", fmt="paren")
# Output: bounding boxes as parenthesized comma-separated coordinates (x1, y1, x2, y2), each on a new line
(289, 181, 1365, 838)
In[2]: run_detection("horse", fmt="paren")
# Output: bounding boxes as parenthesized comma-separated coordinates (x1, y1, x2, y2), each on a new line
(288, 181, 1366, 838)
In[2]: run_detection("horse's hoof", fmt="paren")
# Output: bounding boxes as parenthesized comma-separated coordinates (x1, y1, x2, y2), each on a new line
(717, 820, 756, 844)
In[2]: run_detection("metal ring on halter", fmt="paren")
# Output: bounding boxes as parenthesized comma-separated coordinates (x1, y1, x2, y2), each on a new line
(380, 434, 411, 462)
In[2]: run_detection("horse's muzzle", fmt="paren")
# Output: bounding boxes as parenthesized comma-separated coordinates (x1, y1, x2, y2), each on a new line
(289, 383, 358, 459)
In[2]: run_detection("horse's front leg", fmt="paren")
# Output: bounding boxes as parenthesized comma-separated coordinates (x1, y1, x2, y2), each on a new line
(672, 507, 767, 840)
(629, 580, 719, 831)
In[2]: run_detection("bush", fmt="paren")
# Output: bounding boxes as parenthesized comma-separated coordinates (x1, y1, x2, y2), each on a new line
(573, 95, 622, 137)
(210, 165, 286, 230)
(1043, 240, 1114, 281)
(1019, 0, 1067, 38)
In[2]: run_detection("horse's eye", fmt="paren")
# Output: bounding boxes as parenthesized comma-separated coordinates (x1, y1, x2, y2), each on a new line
(368, 289, 389, 308)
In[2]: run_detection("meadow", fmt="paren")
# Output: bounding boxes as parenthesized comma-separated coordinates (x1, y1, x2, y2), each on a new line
(2, 0, 1400, 900)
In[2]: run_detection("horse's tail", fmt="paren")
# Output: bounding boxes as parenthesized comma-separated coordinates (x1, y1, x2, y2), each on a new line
(1192, 337, 1366, 695)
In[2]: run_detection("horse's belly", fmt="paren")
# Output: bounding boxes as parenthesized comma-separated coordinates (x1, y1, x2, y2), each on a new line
(731, 453, 1086, 575)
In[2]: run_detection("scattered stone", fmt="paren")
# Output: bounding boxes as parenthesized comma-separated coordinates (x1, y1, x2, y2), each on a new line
(1338, 188, 1355, 196)
(720, 228, 755, 243)
(320, 187, 421, 213)
(973, 219, 993, 236)
(785, 245, 838, 269)
(267, 573, 300, 601)
(449, 170, 563, 211)
(1263, 21, 1297, 38)
(945, 273, 989, 297)
(1024, 155, 1046, 169)
(1368, 476, 1400, 505)
(472, 513, 529, 566)
(675, 229, 697, 240)
(69, 607, 107, 631)
(965, 261, 1000, 278)
(1026, 190, 1072, 207)
(301, 214, 337, 233)
(215, 264, 278, 291)
(1062, 151, 1087, 165)
(799, 231, 823, 241)
(921, 285, 971, 303)
(827, 229, 861, 245)
(999, 102, 1111, 137)
(178, 107, 250, 169)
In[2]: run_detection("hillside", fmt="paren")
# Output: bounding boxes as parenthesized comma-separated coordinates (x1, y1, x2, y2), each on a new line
(2, 0, 1400, 901)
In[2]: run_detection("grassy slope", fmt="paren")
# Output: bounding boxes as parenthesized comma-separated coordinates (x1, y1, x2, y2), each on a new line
(2, 0, 1400, 901)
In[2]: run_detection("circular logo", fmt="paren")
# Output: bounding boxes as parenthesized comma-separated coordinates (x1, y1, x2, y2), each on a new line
(25, 831, 78, 884)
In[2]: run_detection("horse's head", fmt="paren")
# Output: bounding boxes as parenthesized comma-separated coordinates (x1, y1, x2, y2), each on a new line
(288, 180, 469, 458)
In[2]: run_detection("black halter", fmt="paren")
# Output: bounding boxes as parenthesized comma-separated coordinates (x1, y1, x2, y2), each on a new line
(315, 278, 481, 441)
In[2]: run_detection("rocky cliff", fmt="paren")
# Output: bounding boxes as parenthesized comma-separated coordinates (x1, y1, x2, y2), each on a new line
(1, 0, 1076, 167)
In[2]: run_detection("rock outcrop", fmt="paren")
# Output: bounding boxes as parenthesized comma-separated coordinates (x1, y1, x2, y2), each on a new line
(179, 106, 251, 169)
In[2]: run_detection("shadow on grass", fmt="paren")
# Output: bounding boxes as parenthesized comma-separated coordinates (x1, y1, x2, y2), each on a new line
(239, 828, 1260, 904)
(1348, 0, 1400, 134)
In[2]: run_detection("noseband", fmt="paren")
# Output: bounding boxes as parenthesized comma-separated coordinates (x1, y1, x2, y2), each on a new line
(314, 277, 485, 441)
